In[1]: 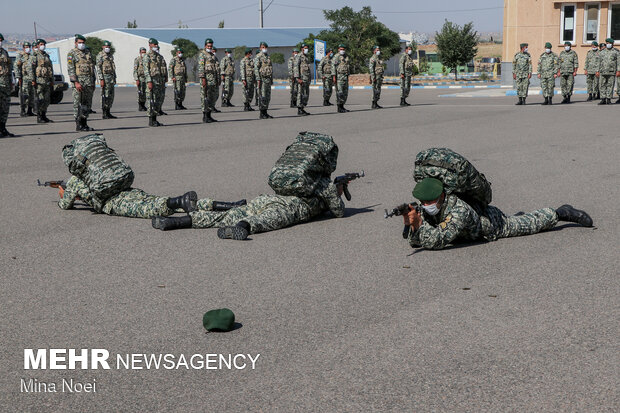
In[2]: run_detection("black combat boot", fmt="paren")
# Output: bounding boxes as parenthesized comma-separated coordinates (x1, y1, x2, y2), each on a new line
(107, 110, 117, 119)
(166, 191, 198, 213)
(0, 122, 15, 137)
(37, 113, 45, 123)
(264, 110, 273, 119)
(179, 103, 187, 110)
(246, 103, 255, 111)
(243, 103, 250, 111)
(297, 107, 309, 116)
(587, 94, 593, 101)
(548, 97, 553, 105)
(555, 205, 593, 227)
(202, 112, 208, 123)
(41, 111, 53, 123)
(522, 98, 526, 105)
(323, 98, 330, 106)
(596, 92, 600, 99)
(149, 115, 162, 127)
(515, 97, 523, 105)
(227, 100, 235, 107)
(615, 98, 620, 104)
(20, 106, 27, 117)
(102, 110, 109, 119)
(212, 107, 221, 113)
(151, 215, 193, 231)
(207, 111, 217, 122)
(561, 96, 568, 104)
(212, 199, 247, 211)
(598, 98, 607, 105)
(76, 118, 82, 131)
(542, 97, 548, 105)
(27, 107, 35, 116)
(217, 220, 250, 240)
(259, 109, 266, 119)
(567, 96, 571, 104)
(375, 101, 383, 109)
(139, 102, 147, 111)
(400, 98, 407, 106)
(371, 100, 378, 109)
(290, 97, 296, 108)
(81, 118, 94, 131)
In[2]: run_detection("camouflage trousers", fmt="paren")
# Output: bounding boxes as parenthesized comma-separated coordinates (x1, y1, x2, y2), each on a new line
(101, 75, 115, 111)
(137, 78, 146, 104)
(20, 80, 35, 110)
(173, 79, 186, 104)
(616, 75, 620, 97)
(322, 77, 333, 101)
(221, 76, 233, 102)
(400, 75, 412, 99)
(336, 76, 349, 105)
(146, 78, 164, 116)
(200, 83, 218, 111)
(372, 77, 383, 102)
(599, 75, 615, 99)
(560, 74, 574, 97)
(102, 188, 173, 218)
(481, 206, 558, 242)
(540, 75, 556, 98)
(289, 77, 298, 102)
(0, 83, 9, 123)
(242, 79, 255, 105)
(258, 79, 272, 110)
(191, 195, 317, 234)
(586, 74, 599, 95)
(296, 79, 310, 108)
(515, 76, 530, 98)
(72, 83, 94, 119)
(35, 81, 51, 114)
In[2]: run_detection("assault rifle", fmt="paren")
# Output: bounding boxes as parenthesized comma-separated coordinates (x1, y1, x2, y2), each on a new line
(37, 179, 67, 189)
(333, 171, 365, 201)
(384, 202, 421, 239)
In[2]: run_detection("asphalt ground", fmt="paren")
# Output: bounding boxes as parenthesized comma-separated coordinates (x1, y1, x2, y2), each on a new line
(1, 87, 618, 412)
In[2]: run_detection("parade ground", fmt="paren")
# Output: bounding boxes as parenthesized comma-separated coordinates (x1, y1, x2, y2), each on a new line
(1, 88, 618, 412)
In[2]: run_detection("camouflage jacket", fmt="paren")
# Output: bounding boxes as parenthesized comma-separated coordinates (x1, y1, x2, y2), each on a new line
(197, 50, 219, 83)
(133, 55, 145, 81)
(287, 55, 296, 78)
(168, 56, 187, 81)
(399, 52, 416, 77)
(239, 56, 255, 82)
(368, 54, 385, 80)
(559, 50, 578, 74)
(254, 52, 273, 82)
(67, 47, 95, 84)
(33, 49, 54, 83)
(584, 49, 601, 73)
(13, 51, 36, 80)
(0, 48, 12, 85)
(58, 176, 146, 215)
(220, 55, 235, 77)
(293, 53, 311, 80)
(598, 48, 618, 75)
(317, 55, 332, 78)
(537, 52, 559, 76)
(512, 51, 532, 77)
(142, 50, 166, 82)
(96, 51, 116, 82)
(331, 54, 350, 78)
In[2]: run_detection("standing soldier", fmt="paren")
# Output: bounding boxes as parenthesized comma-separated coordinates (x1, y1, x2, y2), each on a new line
(613, 40, 620, 103)
(254, 41, 274, 119)
(134, 47, 147, 111)
(369, 46, 385, 109)
(332, 44, 351, 113)
(537, 42, 559, 105)
(211, 47, 221, 111)
(288, 48, 299, 108)
(317, 48, 333, 106)
(32, 39, 54, 124)
(0, 33, 15, 137)
(220, 48, 235, 107)
(584, 41, 601, 101)
(559, 41, 578, 104)
(512, 43, 532, 105)
(169, 48, 187, 110)
(294, 43, 311, 116)
(143, 38, 166, 126)
(96, 40, 117, 119)
(239, 48, 256, 112)
(156, 44, 168, 115)
(67, 34, 95, 131)
(596, 38, 619, 105)
(399, 44, 416, 106)
(14, 41, 36, 117)
(197, 38, 218, 123)
(596, 42, 606, 99)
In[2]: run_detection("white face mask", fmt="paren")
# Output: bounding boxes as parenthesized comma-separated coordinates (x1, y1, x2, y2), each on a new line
(152, 46, 158, 52)
(545, 48, 551, 54)
(25, 47, 31, 54)
(206, 48, 212, 53)
(104, 47, 110, 53)
(0, 41, 3, 48)
(407, 49, 412, 55)
(422, 202, 440, 216)
(140, 53, 145, 58)
(375, 50, 381, 56)
(564, 46, 571, 51)
(592, 47, 598, 51)
(262, 48, 268, 54)
(339, 50, 345, 55)
(77, 43, 85, 50)
(303, 49, 308, 55)
(524, 47, 529, 53)
(607, 43, 613, 49)
(39, 45, 46, 51)
(226, 53, 231, 58)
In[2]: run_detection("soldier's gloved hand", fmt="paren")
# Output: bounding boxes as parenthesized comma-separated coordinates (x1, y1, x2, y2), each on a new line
(75, 81, 83, 92)
(147, 82, 153, 90)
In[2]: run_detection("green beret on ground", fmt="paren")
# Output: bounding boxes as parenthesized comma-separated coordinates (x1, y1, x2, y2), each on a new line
(260, 41, 268, 47)
(0, 33, 4, 41)
(520, 43, 528, 48)
(564, 41, 571, 46)
(103, 40, 111, 46)
(606, 38, 614, 43)
(545, 42, 552, 48)
(23, 41, 31, 47)
(203, 308, 235, 332)
(413, 178, 444, 201)
(225, 48, 231, 53)
(139, 47, 146, 52)
(148, 38, 158, 45)
(205, 38, 213, 45)
(245, 48, 252, 54)
(592, 41, 598, 46)
(293, 48, 299, 52)
(338, 44, 346, 49)
(37, 39, 47, 45)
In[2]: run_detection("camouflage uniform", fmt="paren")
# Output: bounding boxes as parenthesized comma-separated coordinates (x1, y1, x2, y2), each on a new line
(614, 48, 620, 98)
(368, 53, 385, 105)
(512, 51, 532, 98)
(399, 51, 416, 100)
(32, 48, 54, 116)
(213, 52, 221, 107)
(288, 53, 298, 106)
(584, 48, 601, 96)
(133, 54, 147, 107)
(143, 49, 166, 116)
(58, 176, 174, 218)
(538, 52, 559, 98)
(598, 48, 618, 99)
(331, 53, 350, 106)
(169, 55, 187, 107)
(559, 49, 578, 98)
(190, 181, 344, 234)
(67, 46, 95, 120)
(197, 49, 219, 112)
(254, 51, 273, 110)
(96, 50, 116, 113)
(0, 45, 11, 125)
(407, 194, 558, 250)
(240, 55, 256, 106)
(317, 54, 333, 103)
(219, 54, 235, 104)
(13, 50, 36, 115)
(294, 52, 311, 109)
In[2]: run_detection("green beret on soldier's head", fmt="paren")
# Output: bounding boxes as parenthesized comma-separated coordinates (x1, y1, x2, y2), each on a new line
(245, 48, 252, 54)
(23, 41, 31, 47)
(293, 48, 299, 52)
(0, 33, 4, 41)
(139, 47, 146, 52)
(203, 308, 235, 332)
(75, 34, 85, 42)
(338, 43, 346, 49)
(545, 42, 552, 48)
(520, 42, 528, 48)
(413, 178, 444, 201)
(606, 37, 614, 43)
(564, 41, 571, 46)
(592, 41, 598, 46)
(204, 38, 213, 45)
(103, 40, 111, 46)
(260, 41, 268, 47)
(225, 48, 231, 53)
(328, 48, 333, 52)
(149, 38, 158, 45)
(37, 38, 47, 45)
(373, 45, 380, 50)
(177, 47, 183, 53)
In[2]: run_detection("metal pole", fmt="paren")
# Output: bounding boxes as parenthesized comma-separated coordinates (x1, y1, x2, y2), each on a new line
(34, 22, 38, 40)
(259, 0, 263, 28)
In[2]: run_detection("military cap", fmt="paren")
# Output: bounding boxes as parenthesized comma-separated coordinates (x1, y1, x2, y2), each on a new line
(520, 42, 528, 48)
(139, 47, 146, 52)
(176, 47, 183, 53)
(260, 41, 268, 47)
(23, 41, 31, 47)
(148, 38, 158, 45)
(0, 33, 4, 41)
(36, 38, 47, 45)
(103, 40, 111, 46)
(545, 42, 552, 48)
(245, 48, 252, 54)
(412, 178, 444, 201)
(75, 34, 86, 41)
(606, 37, 614, 43)
(225, 48, 231, 53)
(592, 41, 598, 47)
(338, 44, 346, 49)
(205, 38, 213, 45)
(212, 47, 217, 51)
(373, 45, 380, 50)
(564, 41, 571, 46)
(293, 48, 299, 53)
(327, 48, 333, 52)
(203, 308, 235, 332)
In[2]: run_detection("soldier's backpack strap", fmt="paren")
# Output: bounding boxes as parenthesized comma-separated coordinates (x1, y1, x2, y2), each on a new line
(416, 159, 458, 173)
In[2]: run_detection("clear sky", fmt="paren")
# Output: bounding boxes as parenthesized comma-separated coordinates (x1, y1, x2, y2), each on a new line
(5, 0, 503, 37)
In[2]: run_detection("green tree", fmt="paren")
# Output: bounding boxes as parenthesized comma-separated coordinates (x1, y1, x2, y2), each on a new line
(435, 20, 478, 79)
(418, 57, 430, 74)
(85, 37, 115, 55)
(233, 45, 247, 60)
(171, 38, 199, 58)
(126, 20, 137, 28)
(270, 52, 285, 64)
